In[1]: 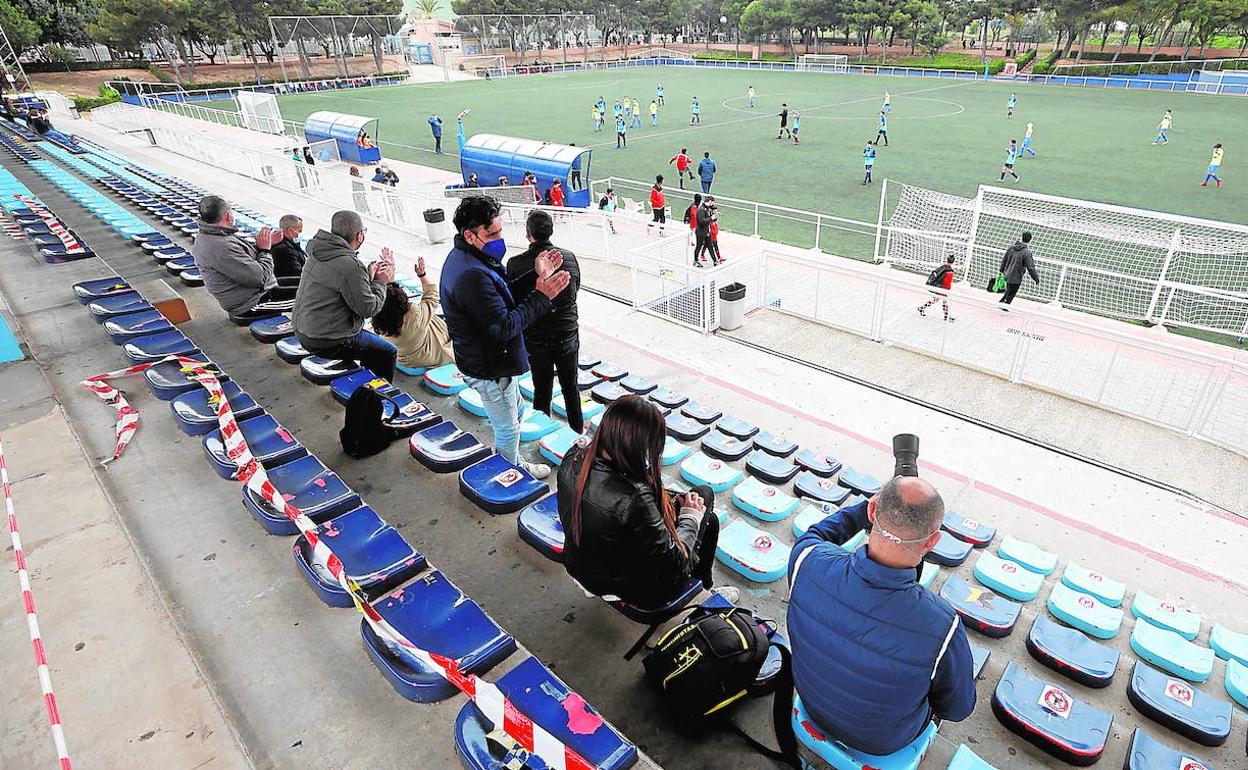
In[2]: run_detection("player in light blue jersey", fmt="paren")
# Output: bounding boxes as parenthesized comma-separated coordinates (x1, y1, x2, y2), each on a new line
(862, 140, 877, 184)
(875, 111, 889, 146)
(1007, 93, 1017, 119)
(999, 139, 1020, 182)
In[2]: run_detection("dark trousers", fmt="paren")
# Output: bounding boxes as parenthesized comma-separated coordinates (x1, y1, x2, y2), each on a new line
(433, 134, 442, 153)
(701, 180, 712, 194)
(1000, 282, 1022, 304)
(694, 231, 713, 262)
(307, 330, 397, 382)
(529, 339, 583, 433)
(876, 130, 889, 146)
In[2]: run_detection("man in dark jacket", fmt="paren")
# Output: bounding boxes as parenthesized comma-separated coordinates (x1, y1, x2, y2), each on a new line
(270, 214, 306, 281)
(507, 210, 583, 432)
(787, 477, 976, 757)
(292, 210, 397, 381)
(999, 231, 1040, 305)
(192, 195, 294, 318)
(694, 196, 714, 266)
(441, 196, 570, 479)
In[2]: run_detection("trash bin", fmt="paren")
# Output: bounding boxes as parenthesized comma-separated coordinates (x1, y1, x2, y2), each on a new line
(423, 208, 449, 244)
(718, 282, 747, 331)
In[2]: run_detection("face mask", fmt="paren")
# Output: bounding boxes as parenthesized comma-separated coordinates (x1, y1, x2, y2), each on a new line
(479, 236, 506, 260)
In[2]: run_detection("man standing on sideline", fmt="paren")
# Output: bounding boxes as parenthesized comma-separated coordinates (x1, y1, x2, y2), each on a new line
(999, 231, 1039, 306)
(441, 196, 571, 479)
(649, 175, 666, 232)
(270, 214, 306, 282)
(697, 151, 716, 194)
(428, 113, 443, 154)
(192, 195, 295, 318)
(507, 210, 584, 433)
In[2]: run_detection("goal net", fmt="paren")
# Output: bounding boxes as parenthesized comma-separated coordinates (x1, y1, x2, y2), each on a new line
(796, 54, 849, 73)
(628, 48, 694, 63)
(445, 184, 541, 206)
(445, 54, 511, 79)
(236, 90, 285, 134)
(885, 183, 1248, 336)
(1190, 69, 1248, 96)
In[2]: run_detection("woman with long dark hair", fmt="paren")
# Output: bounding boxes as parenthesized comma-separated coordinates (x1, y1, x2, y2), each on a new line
(371, 257, 453, 371)
(557, 395, 729, 608)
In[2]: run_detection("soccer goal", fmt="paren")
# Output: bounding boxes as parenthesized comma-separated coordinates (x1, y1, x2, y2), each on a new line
(796, 54, 849, 73)
(628, 48, 694, 63)
(1190, 69, 1248, 96)
(236, 90, 285, 135)
(445, 54, 511, 79)
(445, 184, 540, 206)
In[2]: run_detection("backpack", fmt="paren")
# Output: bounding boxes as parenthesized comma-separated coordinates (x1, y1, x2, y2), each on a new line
(339, 386, 394, 458)
(926, 264, 952, 287)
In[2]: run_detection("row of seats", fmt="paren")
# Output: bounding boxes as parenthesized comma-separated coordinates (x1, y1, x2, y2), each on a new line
(0, 160, 94, 262)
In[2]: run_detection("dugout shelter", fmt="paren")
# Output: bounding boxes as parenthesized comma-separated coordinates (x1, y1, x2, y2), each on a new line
(459, 134, 592, 207)
(303, 111, 381, 165)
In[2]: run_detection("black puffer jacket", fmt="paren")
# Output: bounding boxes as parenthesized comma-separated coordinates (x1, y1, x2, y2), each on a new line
(556, 444, 701, 608)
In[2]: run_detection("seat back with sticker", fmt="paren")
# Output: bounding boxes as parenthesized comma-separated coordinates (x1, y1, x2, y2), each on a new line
(1129, 621, 1215, 683)
(939, 575, 1021, 638)
(679, 452, 745, 493)
(973, 550, 1045, 602)
(715, 518, 791, 583)
(990, 661, 1112, 766)
(1060, 563, 1125, 608)
(998, 535, 1058, 575)
(459, 454, 549, 514)
(1126, 661, 1232, 746)
(1131, 591, 1202, 641)
(731, 476, 799, 522)
(423, 362, 468, 394)
(1123, 728, 1215, 770)
(1046, 582, 1124, 640)
(794, 471, 851, 506)
(1025, 615, 1120, 688)
(941, 511, 996, 547)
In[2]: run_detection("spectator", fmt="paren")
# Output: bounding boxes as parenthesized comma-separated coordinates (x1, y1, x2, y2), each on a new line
(507, 210, 583, 432)
(428, 113, 443, 154)
(302, 146, 315, 166)
(371, 257, 454, 370)
(349, 166, 369, 214)
(706, 198, 723, 264)
(570, 153, 583, 189)
(683, 192, 702, 231)
(292, 210, 397, 381)
(649, 174, 665, 232)
(557, 396, 734, 607)
(498, 175, 510, 186)
(918, 255, 956, 321)
(549, 178, 566, 207)
(697, 151, 716, 194)
(599, 186, 618, 212)
(694, 195, 717, 267)
(999, 231, 1039, 306)
(372, 165, 399, 187)
(787, 477, 976, 757)
(270, 214, 306, 281)
(440, 196, 571, 479)
(466, 173, 480, 188)
(192, 195, 294, 316)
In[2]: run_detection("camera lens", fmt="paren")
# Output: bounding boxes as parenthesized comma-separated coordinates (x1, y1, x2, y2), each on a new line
(893, 433, 920, 478)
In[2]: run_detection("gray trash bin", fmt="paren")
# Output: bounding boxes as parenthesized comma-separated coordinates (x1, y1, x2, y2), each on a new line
(718, 282, 747, 331)
(423, 208, 450, 244)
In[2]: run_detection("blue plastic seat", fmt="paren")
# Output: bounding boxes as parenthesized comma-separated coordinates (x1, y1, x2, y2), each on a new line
(1127, 660, 1231, 746)
(554, 391, 603, 420)
(361, 570, 517, 703)
(152, 247, 189, 263)
(920, 531, 971, 567)
(169, 382, 262, 435)
(179, 269, 203, 287)
(515, 409, 557, 442)
(746, 450, 798, 484)
(661, 436, 692, 466)
(715, 518, 790, 583)
(88, 292, 151, 321)
(293, 505, 428, 608)
(590, 381, 629, 404)
(666, 412, 710, 441)
(423, 363, 468, 395)
(837, 467, 882, 496)
(452, 656, 638, 770)
(459, 454, 548, 514)
(792, 503, 838, 538)
(274, 336, 310, 364)
(973, 550, 1044, 601)
(680, 401, 722, 424)
(939, 574, 1021, 638)
(1227, 658, 1248, 708)
(102, 309, 172, 344)
(794, 471, 851, 506)
(122, 330, 199, 364)
(679, 452, 744, 493)
(517, 372, 555, 401)
(649, 387, 688, 409)
(576, 369, 599, 390)
(940, 511, 996, 547)
(731, 476, 799, 522)
(300, 356, 362, 385)
(409, 421, 492, 473)
(946, 744, 996, 770)
(577, 352, 600, 369)
(701, 429, 752, 461)
(792, 694, 936, 770)
(329, 371, 441, 434)
(241, 454, 361, 535)
(143, 358, 228, 400)
(1047, 582, 1124, 640)
(619, 374, 656, 394)
(591, 363, 627, 381)
(1059, 563, 1125, 608)
(1131, 591, 1201, 641)
(1123, 728, 1214, 770)
(249, 315, 294, 343)
(516, 494, 564, 562)
(1209, 623, 1248, 666)
(73, 277, 130, 303)
(538, 426, 584, 465)
(991, 661, 1112, 766)
(794, 449, 841, 477)
(1025, 615, 1119, 688)
(395, 363, 427, 377)
(970, 644, 991, 679)
(753, 431, 798, 457)
(201, 414, 307, 480)
(164, 256, 196, 274)
(1129, 621, 1214, 682)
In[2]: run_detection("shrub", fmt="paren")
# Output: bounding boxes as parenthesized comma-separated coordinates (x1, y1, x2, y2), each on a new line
(1016, 49, 1036, 68)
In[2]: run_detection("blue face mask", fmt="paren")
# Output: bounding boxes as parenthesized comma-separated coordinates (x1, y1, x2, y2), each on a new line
(480, 237, 507, 260)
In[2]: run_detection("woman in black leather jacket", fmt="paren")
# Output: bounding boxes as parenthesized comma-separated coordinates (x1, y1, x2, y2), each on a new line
(557, 395, 721, 609)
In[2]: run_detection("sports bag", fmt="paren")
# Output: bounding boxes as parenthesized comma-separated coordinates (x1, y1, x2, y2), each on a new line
(988, 273, 1007, 293)
(340, 386, 393, 458)
(926, 264, 952, 287)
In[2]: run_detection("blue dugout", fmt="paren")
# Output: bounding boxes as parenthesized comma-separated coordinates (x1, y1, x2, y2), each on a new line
(459, 134, 592, 207)
(303, 111, 382, 165)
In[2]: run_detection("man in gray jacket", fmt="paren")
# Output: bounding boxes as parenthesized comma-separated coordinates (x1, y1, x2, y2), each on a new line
(292, 210, 398, 381)
(999, 231, 1040, 305)
(192, 196, 295, 319)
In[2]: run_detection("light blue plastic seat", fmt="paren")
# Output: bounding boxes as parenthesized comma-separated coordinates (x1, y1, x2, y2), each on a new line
(998, 534, 1058, 575)
(1047, 582, 1123, 640)
(679, 452, 744, 493)
(1060, 563, 1125, 607)
(792, 694, 936, 770)
(1129, 621, 1214, 682)
(1131, 591, 1201, 640)
(715, 518, 790, 583)
(731, 476, 799, 522)
(974, 550, 1045, 602)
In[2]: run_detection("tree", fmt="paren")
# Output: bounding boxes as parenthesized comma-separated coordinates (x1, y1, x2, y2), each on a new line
(89, 0, 191, 82)
(1181, 0, 1237, 54)
(0, 0, 41, 54)
(741, 0, 796, 53)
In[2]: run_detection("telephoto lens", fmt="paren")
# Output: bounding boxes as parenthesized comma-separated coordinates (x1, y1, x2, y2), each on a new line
(892, 433, 920, 477)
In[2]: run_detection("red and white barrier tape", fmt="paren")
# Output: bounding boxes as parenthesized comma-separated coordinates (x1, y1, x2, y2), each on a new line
(81, 357, 599, 770)
(1, 436, 73, 769)
(15, 196, 83, 251)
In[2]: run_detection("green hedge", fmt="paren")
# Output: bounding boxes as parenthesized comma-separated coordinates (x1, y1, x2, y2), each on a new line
(1016, 49, 1036, 68)
(858, 54, 1006, 74)
(71, 84, 121, 113)
(25, 59, 150, 73)
(691, 49, 795, 63)
(1032, 49, 1063, 75)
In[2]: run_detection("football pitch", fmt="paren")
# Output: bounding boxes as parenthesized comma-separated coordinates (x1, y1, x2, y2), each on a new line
(267, 66, 1248, 246)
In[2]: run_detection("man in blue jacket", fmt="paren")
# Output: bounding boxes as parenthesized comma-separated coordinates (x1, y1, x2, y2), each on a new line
(428, 113, 443, 154)
(787, 476, 976, 756)
(441, 196, 571, 479)
(697, 151, 716, 194)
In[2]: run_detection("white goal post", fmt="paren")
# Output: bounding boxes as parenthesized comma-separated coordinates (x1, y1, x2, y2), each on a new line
(627, 47, 694, 62)
(1190, 69, 1248, 96)
(796, 54, 849, 73)
(236, 90, 285, 134)
(445, 54, 511, 79)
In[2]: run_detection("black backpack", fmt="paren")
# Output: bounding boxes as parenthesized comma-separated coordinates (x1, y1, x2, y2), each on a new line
(926, 264, 953, 286)
(339, 386, 394, 458)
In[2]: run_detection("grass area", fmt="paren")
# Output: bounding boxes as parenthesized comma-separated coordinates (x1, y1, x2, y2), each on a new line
(855, 53, 1005, 73)
(691, 49, 794, 62)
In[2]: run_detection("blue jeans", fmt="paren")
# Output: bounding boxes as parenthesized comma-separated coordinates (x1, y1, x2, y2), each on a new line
(307, 330, 397, 382)
(464, 375, 523, 464)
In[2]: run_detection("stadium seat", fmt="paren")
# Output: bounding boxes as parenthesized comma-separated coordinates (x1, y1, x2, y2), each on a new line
(164, 256, 197, 275)
(516, 494, 563, 562)
(840, 529, 868, 553)
(395, 363, 427, 377)
(1209, 623, 1248, 666)
(837, 467, 882, 497)
(555, 392, 603, 420)
(619, 374, 656, 394)
(423, 363, 468, 395)
(939, 574, 1021, 638)
(576, 370, 599, 390)
(940, 511, 996, 547)
(453, 656, 639, 770)
(752, 431, 798, 457)
(794, 449, 841, 478)
(715, 518, 790, 583)
(1123, 728, 1215, 770)
(1226, 659, 1248, 709)
(745, 450, 799, 485)
(577, 352, 600, 369)
(973, 550, 1045, 601)
(649, 387, 688, 410)
(731, 476, 799, 522)
(201, 414, 307, 480)
(1060, 563, 1126, 607)
(680, 401, 722, 424)
(102, 309, 173, 344)
(1025, 615, 1119, 688)
(538, 426, 584, 466)
(457, 386, 487, 417)
(519, 409, 560, 442)
(591, 363, 627, 381)
(701, 429, 753, 461)
(590, 381, 629, 404)
(88, 292, 152, 321)
(122, 330, 200, 364)
(600, 576, 705, 627)
(241, 454, 362, 536)
(925, 531, 973, 567)
(997, 535, 1057, 575)
(946, 745, 996, 770)
(178, 268, 203, 287)
(274, 336, 310, 364)
(661, 436, 692, 466)
(361, 570, 517, 703)
(793, 471, 851, 506)
(459, 454, 548, 515)
(1129, 621, 1214, 682)
(292, 505, 428, 608)
(792, 694, 936, 770)
(1046, 582, 1124, 640)
(1131, 591, 1202, 640)
(300, 356, 362, 386)
(248, 315, 294, 344)
(72, 277, 130, 303)
(330, 371, 441, 435)
(791, 503, 838, 538)
(408, 421, 492, 473)
(714, 415, 758, 440)
(152, 247, 189, 264)
(143, 358, 228, 401)
(517, 373, 554, 401)
(169, 383, 262, 436)
(679, 452, 745, 493)
(227, 307, 282, 326)
(970, 644, 991, 679)
(991, 661, 1112, 766)
(1127, 661, 1231, 746)
(666, 412, 711, 442)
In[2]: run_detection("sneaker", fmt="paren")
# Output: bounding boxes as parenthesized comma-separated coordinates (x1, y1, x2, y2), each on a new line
(917, 307, 926, 317)
(521, 460, 551, 480)
(712, 586, 741, 604)
(1200, 182, 1208, 187)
